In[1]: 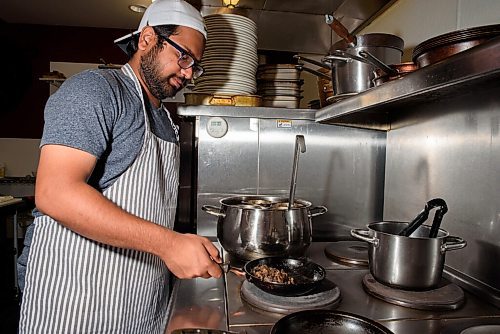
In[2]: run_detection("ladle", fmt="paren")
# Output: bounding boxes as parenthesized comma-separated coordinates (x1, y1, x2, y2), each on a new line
(288, 135, 306, 210)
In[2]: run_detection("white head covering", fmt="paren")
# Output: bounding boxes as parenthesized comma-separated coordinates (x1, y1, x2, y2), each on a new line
(114, 0, 206, 54)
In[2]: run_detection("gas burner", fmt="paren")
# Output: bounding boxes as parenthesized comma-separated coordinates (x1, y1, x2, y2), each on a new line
(240, 278, 341, 315)
(362, 273, 465, 311)
(460, 325, 500, 334)
(324, 241, 369, 267)
(441, 319, 500, 334)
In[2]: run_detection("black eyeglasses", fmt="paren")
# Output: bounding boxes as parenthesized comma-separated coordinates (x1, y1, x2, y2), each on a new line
(156, 32, 204, 79)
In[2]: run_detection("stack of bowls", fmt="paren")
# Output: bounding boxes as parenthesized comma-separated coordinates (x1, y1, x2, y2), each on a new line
(192, 14, 258, 95)
(257, 64, 304, 108)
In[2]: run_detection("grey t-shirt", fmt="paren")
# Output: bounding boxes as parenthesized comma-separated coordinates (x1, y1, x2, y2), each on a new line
(41, 68, 178, 191)
(18, 68, 179, 294)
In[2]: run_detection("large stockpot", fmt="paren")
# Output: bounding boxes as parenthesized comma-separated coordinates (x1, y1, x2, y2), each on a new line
(351, 221, 467, 290)
(202, 195, 327, 261)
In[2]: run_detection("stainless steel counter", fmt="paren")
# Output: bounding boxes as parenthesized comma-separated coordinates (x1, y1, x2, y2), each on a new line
(165, 242, 500, 334)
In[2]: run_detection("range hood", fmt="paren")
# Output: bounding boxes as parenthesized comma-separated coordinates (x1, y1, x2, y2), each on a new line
(189, 0, 397, 54)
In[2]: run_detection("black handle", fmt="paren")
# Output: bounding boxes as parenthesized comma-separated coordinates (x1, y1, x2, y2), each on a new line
(428, 198, 448, 238)
(398, 208, 429, 237)
(398, 198, 448, 237)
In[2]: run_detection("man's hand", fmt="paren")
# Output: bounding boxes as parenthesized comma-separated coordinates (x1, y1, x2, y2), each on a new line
(161, 231, 223, 279)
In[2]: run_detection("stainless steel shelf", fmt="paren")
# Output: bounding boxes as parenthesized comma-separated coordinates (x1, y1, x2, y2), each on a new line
(178, 104, 316, 120)
(315, 36, 500, 131)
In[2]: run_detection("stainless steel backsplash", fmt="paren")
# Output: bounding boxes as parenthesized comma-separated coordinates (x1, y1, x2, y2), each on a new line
(179, 81, 499, 306)
(194, 115, 386, 240)
(384, 84, 500, 304)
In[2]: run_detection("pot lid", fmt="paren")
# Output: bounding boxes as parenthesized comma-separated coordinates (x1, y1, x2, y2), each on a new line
(330, 33, 404, 53)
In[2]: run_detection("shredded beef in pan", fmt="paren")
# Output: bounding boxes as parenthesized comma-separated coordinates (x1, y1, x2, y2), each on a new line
(251, 264, 296, 284)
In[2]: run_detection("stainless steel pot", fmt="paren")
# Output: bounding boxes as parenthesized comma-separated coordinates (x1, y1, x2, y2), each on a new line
(202, 195, 327, 261)
(295, 34, 403, 97)
(351, 221, 466, 290)
(324, 33, 404, 95)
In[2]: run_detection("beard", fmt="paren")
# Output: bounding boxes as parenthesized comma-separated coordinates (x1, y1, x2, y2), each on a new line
(139, 44, 183, 100)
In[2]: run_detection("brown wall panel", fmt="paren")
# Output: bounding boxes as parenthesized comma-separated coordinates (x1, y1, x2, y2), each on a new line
(0, 23, 130, 138)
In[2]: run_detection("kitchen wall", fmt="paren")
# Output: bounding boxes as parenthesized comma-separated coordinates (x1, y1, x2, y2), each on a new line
(0, 139, 40, 178)
(358, 0, 500, 306)
(359, 0, 500, 61)
(0, 23, 129, 177)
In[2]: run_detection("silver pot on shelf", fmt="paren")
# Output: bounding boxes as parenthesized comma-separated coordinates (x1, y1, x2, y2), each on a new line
(295, 16, 404, 97)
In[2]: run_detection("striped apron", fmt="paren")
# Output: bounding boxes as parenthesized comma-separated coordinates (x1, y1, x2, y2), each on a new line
(19, 64, 180, 334)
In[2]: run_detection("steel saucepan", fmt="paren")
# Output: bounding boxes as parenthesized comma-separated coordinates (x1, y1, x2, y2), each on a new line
(243, 256, 326, 296)
(372, 62, 418, 87)
(295, 33, 404, 97)
(351, 221, 467, 290)
(202, 195, 327, 261)
(270, 309, 395, 334)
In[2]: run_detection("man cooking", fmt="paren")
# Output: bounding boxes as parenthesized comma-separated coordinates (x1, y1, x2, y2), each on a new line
(18, 0, 222, 333)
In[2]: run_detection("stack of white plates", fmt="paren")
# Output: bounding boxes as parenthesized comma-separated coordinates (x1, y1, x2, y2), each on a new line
(257, 64, 304, 108)
(193, 14, 258, 95)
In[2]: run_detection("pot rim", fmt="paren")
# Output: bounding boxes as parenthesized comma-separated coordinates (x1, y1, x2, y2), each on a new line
(219, 195, 312, 210)
(367, 221, 450, 239)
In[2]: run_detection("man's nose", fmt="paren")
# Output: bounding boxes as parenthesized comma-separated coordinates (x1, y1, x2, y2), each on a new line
(180, 67, 194, 80)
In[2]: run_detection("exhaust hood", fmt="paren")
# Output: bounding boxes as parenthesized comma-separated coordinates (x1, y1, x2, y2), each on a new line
(189, 0, 397, 54)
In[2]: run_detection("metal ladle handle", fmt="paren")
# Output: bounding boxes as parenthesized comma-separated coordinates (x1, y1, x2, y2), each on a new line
(288, 135, 306, 210)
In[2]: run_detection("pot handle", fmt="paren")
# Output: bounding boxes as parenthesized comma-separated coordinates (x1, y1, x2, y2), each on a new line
(293, 54, 332, 70)
(351, 228, 379, 247)
(323, 50, 368, 64)
(201, 205, 226, 218)
(309, 206, 328, 217)
(295, 64, 331, 80)
(441, 236, 467, 253)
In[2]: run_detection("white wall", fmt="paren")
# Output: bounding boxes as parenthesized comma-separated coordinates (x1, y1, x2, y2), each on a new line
(359, 0, 500, 61)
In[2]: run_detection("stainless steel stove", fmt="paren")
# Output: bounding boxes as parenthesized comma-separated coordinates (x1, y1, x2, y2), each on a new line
(165, 242, 500, 334)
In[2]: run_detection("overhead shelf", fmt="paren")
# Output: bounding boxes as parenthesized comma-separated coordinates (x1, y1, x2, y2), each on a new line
(39, 77, 65, 88)
(315, 37, 500, 131)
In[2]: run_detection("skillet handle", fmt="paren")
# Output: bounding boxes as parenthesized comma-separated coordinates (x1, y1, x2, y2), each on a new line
(351, 228, 379, 247)
(201, 205, 226, 218)
(441, 236, 467, 253)
(309, 206, 328, 217)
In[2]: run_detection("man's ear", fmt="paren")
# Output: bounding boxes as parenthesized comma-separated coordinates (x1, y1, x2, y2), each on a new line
(138, 26, 156, 51)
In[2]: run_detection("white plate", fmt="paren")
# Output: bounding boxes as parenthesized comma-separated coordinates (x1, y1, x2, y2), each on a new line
(206, 28, 257, 37)
(201, 59, 258, 68)
(204, 14, 257, 26)
(204, 46, 258, 55)
(206, 37, 257, 45)
(195, 78, 256, 87)
(196, 76, 256, 83)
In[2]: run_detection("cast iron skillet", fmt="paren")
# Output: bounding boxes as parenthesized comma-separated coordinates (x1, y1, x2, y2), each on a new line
(270, 310, 395, 334)
(243, 257, 326, 296)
